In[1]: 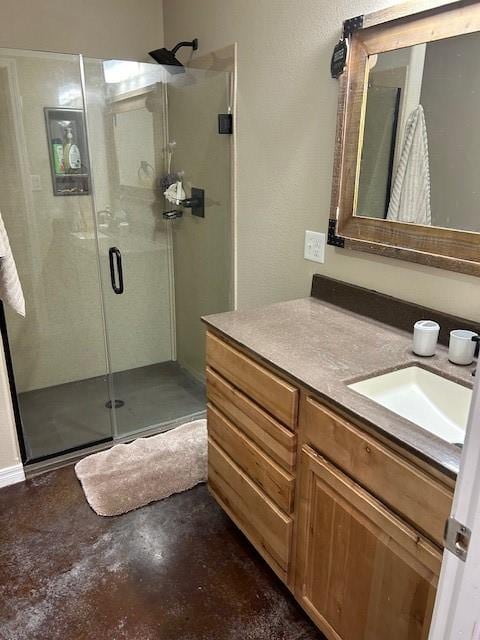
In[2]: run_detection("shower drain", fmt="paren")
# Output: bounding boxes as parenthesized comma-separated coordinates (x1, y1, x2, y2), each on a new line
(105, 399, 125, 409)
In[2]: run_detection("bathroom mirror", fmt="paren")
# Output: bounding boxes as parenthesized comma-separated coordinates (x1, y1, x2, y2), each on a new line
(114, 107, 155, 188)
(108, 86, 163, 192)
(330, 1, 480, 275)
(358, 34, 480, 232)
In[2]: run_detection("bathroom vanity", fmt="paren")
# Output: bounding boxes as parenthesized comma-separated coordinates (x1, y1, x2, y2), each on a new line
(202, 277, 472, 640)
(201, 0, 480, 634)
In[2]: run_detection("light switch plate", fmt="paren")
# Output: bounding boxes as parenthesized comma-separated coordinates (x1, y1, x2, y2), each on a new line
(304, 230, 326, 263)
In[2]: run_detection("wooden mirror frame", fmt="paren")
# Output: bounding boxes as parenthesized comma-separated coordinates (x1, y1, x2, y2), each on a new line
(329, 0, 480, 276)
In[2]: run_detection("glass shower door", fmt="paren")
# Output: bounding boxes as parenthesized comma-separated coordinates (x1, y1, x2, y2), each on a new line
(83, 59, 232, 438)
(83, 59, 178, 438)
(0, 49, 113, 461)
(0, 50, 232, 460)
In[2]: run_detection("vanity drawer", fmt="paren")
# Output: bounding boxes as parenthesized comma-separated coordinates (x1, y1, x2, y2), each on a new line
(208, 403, 295, 514)
(208, 437, 293, 582)
(206, 367, 296, 472)
(206, 331, 298, 430)
(303, 396, 453, 547)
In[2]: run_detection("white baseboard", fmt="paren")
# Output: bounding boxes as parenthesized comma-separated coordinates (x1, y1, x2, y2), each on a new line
(0, 464, 25, 489)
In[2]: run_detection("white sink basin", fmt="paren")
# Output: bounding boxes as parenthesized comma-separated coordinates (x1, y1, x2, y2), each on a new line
(348, 366, 472, 445)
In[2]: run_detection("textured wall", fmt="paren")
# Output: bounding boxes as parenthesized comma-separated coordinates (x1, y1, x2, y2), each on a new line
(0, 343, 20, 470)
(0, 0, 163, 61)
(0, 70, 22, 470)
(163, 0, 480, 321)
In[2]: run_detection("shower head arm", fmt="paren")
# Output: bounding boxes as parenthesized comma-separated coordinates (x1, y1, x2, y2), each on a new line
(171, 39, 198, 56)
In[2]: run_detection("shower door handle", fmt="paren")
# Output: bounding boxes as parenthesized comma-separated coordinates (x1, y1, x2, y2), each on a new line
(108, 247, 124, 294)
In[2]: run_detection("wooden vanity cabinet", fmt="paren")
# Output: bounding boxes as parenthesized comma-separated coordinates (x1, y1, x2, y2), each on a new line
(206, 331, 298, 429)
(205, 330, 453, 640)
(208, 437, 293, 581)
(302, 396, 453, 548)
(295, 446, 441, 640)
(206, 331, 299, 584)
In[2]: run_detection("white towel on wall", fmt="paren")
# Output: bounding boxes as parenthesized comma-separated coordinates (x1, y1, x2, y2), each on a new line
(387, 104, 431, 226)
(0, 212, 25, 316)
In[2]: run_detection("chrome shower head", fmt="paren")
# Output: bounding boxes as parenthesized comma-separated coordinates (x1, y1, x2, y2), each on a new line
(149, 39, 198, 74)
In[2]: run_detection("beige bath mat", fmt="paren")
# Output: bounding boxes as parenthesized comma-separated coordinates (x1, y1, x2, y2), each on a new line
(75, 419, 207, 516)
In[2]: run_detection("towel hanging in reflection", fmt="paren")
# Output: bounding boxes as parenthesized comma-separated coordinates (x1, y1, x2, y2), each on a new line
(387, 104, 431, 226)
(0, 211, 25, 316)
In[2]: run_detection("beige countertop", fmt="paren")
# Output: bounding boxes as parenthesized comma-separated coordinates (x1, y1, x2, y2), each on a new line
(203, 297, 474, 479)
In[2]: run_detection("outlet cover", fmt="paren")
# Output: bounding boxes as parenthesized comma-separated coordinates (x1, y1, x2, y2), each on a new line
(304, 230, 326, 263)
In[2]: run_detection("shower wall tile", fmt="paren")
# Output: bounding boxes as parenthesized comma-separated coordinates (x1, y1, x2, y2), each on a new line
(0, 53, 173, 393)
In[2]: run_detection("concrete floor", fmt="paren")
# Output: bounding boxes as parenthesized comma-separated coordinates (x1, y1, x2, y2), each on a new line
(19, 362, 205, 461)
(0, 468, 324, 640)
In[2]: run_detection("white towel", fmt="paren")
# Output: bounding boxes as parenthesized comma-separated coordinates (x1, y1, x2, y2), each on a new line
(387, 104, 431, 225)
(164, 180, 185, 205)
(0, 212, 25, 316)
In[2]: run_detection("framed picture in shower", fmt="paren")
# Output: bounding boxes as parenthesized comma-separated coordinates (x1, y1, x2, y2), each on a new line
(44, 107, 90, 196)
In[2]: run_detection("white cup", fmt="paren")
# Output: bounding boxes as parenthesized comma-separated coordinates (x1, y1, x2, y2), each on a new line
(413, 320, 440, 357)
(448, 330, 478, 365)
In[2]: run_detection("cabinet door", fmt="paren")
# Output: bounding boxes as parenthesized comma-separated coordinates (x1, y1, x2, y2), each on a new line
(295, 446, 442, 640)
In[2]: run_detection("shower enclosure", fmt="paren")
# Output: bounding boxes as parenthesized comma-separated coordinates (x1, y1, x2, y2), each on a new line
(0, 49, 233, 463)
